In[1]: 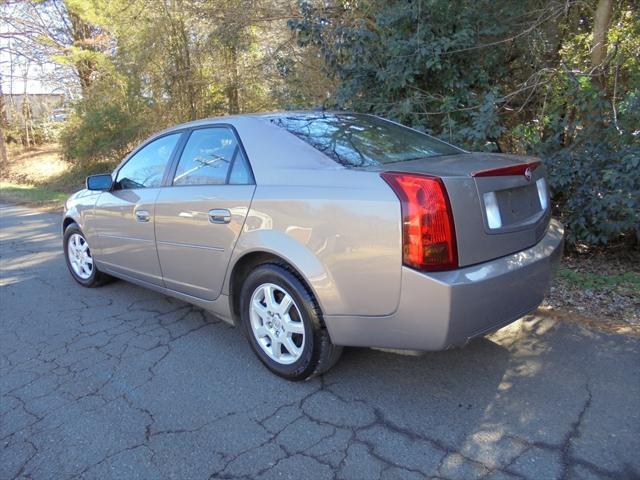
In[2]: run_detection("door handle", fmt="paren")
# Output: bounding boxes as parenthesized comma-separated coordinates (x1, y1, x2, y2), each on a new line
(135, 209, 151, 222)
(208, 209, 231, 224)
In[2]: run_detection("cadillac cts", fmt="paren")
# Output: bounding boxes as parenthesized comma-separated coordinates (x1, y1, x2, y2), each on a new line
(62, 112, 563, 380)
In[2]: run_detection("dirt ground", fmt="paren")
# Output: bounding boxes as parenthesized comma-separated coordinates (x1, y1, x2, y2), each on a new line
(544, 253, 640, 337)
(1, 144, 71, 185)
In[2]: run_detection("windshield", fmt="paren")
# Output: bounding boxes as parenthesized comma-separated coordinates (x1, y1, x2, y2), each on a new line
(269, 113, 462, 167)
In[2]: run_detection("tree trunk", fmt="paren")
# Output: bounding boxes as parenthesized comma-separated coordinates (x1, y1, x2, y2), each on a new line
(22, 77, 31, 148)
(67, 9, 97, 95)
(591, 0, 613, 89)
(177, 20, 197, 120)
(0, 126, 7, 165)
(226, 45, 240, 115)
(23, 104, 31, 148)
(0, 80, 8, 165)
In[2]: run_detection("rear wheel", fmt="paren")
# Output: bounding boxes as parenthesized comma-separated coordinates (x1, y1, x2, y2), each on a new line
(239, 263, 342, 380)
(63, 223, 112, 287)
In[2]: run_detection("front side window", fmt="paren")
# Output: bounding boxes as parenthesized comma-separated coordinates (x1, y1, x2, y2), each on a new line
(115, 133, 181, 189)
(173, 127, 245, 186)
(269, 113, 462, 167)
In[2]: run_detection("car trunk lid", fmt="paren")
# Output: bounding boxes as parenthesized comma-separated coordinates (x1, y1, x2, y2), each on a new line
(381, 153, 551, 267)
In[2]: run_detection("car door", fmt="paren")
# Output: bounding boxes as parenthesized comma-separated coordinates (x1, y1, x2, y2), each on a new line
(93, 132, 184, 286)
(154, 125, 256, 300)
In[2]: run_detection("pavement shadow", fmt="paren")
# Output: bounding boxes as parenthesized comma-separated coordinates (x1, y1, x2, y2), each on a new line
(0, 204, 63, 287)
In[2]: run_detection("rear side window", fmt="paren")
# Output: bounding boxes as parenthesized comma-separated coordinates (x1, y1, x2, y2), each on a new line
(269, 113, 462, 167)
(173, 127, 251, 186)
(228, 149, 252, 185)
(115, 133, 181, 189)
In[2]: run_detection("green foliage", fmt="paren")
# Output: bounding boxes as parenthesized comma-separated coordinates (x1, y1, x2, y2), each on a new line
(54, 0, 323, 164)
(513, 20, 640, 246)
(291, 0, 640, 249)
(290, 0, 529, 146)
(534, 82, 640, 246)
(545, 140, 640, 246)
(60, 99, 147, 165)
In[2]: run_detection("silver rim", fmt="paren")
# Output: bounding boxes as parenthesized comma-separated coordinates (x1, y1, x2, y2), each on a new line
(249, 283, 305, 365)
(67, 233, 93, 280)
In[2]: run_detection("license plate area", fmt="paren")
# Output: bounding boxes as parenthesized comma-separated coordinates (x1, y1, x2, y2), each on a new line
(495, 184, 541, 226)
(475, 171, 549, 235)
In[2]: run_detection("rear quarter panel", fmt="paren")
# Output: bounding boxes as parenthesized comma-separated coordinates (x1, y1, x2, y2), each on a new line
(225, 170, 403, 316)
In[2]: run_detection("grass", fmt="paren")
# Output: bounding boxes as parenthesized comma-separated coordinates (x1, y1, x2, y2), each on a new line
(0, 182, 68, 207)
(556, 268, 640, 292)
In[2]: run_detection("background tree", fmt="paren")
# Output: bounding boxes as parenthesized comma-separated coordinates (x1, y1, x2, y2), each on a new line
(0, 77, 8, 164)
(591, 0, 614, 89)
(1, 0, 104, 96)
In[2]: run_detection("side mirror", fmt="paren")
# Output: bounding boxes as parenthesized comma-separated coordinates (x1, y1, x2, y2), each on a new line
(86, 174, 113, 191)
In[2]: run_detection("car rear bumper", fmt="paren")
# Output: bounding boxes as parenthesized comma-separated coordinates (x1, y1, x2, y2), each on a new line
(324, 219, 564, 351)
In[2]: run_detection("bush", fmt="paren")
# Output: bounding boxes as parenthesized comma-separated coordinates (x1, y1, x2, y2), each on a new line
(61, 101, 147, 165)
(545, 139, 639, 247)
(529, 80, 640, 248)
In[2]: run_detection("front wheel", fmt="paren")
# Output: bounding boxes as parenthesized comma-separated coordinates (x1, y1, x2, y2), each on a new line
(239, 263, 342, 380)
(63, 223, 112, 287)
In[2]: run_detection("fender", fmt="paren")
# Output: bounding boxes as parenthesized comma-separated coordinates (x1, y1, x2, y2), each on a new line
(223, 228, 344, 316)
(63, 206, 83, 231)
(62, 190, 101, 248)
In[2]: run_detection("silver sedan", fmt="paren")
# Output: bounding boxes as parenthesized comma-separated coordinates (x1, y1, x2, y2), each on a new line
(63, 112, 563, 380)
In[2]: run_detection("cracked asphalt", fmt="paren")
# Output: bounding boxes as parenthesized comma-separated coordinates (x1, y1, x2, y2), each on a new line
(1, 203, 639, 480)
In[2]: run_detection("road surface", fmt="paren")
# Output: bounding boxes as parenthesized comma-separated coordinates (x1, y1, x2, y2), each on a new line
(1, 204, 639, 479)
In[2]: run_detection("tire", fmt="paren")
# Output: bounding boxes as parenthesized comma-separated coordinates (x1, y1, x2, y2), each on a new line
(239, 263, 342, 381)
(63, 223, 112, 287)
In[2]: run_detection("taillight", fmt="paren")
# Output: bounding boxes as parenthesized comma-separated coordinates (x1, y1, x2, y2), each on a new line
(381, 172, 458, 271)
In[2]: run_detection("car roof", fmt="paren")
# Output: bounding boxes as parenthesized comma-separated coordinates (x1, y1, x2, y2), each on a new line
(160, 110, 355, 132)
(141, 111, 349, 185)
(134, 111, 403, 186)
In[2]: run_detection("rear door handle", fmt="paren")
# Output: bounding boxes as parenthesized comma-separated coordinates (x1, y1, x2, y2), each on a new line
(208, 209, 231, 224)
(135, 209, 151, 222)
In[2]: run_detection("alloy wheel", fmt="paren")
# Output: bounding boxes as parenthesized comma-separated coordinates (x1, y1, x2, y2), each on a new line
(67, 233, 93, 280)
(249, 282, 305, 365)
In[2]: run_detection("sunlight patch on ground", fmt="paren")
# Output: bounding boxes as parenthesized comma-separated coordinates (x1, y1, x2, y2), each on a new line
(2, 144, 70, 184)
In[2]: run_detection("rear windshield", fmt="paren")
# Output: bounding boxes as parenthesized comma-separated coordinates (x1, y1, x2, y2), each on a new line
(268, 113, 462, 167)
